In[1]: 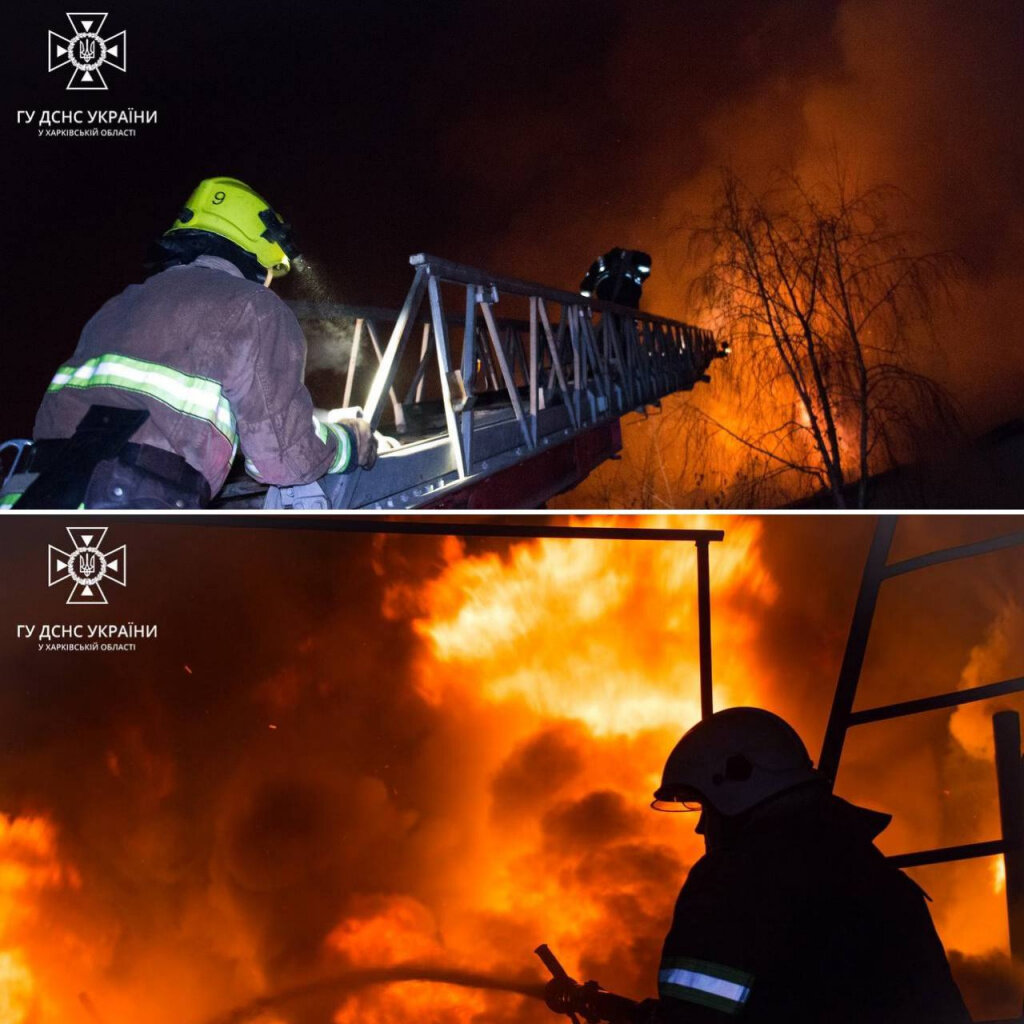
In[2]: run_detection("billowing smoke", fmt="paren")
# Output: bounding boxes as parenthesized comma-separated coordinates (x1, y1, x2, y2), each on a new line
(433, 0, 1021, 505)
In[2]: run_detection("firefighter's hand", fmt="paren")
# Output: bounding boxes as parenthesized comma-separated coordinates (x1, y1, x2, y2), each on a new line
(341, 417, 377, 469)
(544, 975, 582, 1016)
(313, 407, 381, 469)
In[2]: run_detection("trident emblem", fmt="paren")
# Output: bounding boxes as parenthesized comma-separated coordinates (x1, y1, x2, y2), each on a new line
(48, 13, 126, 91)
(48, 527, 127, 605)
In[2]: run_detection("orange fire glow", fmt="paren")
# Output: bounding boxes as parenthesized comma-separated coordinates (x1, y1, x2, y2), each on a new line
(415, 516, 775, 732)
(0, 814, 83, 1023)
(995, 858, 1007, 896)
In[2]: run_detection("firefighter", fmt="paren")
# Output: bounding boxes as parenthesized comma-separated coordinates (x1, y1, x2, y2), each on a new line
(579, 249, 651, 309)
(645, 707, 972, 1023)
(3, 177, 376, 509)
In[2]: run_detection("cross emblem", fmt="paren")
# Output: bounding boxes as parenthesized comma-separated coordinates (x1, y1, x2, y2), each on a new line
(48, 13, 126, 91)
(48, 527, 127, 605)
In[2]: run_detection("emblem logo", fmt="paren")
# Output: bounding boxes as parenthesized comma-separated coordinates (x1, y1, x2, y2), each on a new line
(48, 527, 127, 605)
(48, 13, 126, 91)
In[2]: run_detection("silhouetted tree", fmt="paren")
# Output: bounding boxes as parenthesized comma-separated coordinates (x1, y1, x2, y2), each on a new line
(692, 168, 963, 507)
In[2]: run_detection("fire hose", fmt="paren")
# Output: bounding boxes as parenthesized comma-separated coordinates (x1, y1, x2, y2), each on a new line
(202, 965, 546, 1024)
(201, 947, 650, 1024)
(535, 944, 651, 1024)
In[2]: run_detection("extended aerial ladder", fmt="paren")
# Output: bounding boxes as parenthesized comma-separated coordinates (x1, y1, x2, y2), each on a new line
(214, 253, 723, 509)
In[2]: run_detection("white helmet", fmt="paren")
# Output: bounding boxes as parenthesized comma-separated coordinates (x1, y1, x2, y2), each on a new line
(652, 707, 819, 817)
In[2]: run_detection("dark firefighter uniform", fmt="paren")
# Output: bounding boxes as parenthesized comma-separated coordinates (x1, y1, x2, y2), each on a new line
(4, 254, 355, 509)
(540, 710, 971, 1024)
(655, 788, 972, 1023)
(578, 248, 651, 309)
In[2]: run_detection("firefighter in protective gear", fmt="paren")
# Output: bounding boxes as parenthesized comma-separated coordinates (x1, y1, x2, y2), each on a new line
(3, 177, 376, 510)
(579, 249, 651, 309)
(643, 707, 971, 1024)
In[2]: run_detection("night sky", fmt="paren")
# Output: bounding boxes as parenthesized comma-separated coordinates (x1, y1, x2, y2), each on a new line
(2, 1, 1022, 483)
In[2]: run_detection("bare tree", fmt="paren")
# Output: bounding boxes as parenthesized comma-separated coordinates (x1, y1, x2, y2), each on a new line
(691, 168, 963, 507)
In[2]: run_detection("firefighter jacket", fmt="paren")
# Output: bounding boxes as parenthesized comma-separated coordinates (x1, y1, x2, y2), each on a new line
(656, 788, 971, 1023)
(32, 255, 353, 496)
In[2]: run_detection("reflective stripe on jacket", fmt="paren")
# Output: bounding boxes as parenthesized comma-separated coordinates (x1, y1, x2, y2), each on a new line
(659, 957, 753, 1015)
(33, 255, 350, 494)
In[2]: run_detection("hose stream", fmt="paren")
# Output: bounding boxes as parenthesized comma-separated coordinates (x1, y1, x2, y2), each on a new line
(203, 964, 547, 1024)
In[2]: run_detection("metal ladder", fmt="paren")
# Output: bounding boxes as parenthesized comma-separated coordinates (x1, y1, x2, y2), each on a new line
(818, 516, 1024, 1022)
(252, 253, 723, 510)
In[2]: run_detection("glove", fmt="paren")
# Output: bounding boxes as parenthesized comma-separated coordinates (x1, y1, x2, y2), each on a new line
(545, 978, 640, 1024)
(544, 976, 583, 1016)
(313, 407, 379, 470)
(342, 417, 377, 470)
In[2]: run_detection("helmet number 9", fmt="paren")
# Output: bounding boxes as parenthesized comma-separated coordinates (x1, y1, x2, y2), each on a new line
(211, 191, 227, 205)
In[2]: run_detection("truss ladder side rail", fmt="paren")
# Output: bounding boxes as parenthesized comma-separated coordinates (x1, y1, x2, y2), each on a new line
(406, 253, 720, 419)
(279, 254, 721, 509)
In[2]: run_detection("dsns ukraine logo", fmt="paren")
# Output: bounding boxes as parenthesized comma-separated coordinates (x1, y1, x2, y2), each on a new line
(49, 527, 127, 605)
(48, 13, 126, 91)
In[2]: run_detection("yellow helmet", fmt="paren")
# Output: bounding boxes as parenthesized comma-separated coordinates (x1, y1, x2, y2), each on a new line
(166, 177, 297, 277)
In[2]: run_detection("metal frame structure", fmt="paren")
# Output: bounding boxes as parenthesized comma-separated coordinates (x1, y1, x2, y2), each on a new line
(211, 516, 725, 718)
(247, 254, 722, 510)
(819, 517, 1024, 980)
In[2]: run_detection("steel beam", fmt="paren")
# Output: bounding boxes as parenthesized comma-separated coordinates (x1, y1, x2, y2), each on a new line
(427, 275, 467, 479)
(995, 711, 1024, 961)
(196, 518, 726, 544)
(848, 676, 1024, 726)
(883, 531, 1024, 579)
(697, 539, 714, 719)
(362, 266, 429, 431)
(536, 299, 577, 428)
(818, 517, 897, 783)
(479, 302, 533, 449)
(364, 319, 406, 433)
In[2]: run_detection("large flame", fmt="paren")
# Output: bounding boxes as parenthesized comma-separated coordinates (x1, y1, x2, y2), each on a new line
(0, 814, 82, 1023)
(415, 516, 775, 733)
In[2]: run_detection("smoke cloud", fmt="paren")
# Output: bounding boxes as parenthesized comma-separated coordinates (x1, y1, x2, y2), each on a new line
(440, 0, 1024, 505)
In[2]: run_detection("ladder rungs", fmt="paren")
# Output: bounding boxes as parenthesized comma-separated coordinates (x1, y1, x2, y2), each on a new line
(847, 676, 1024, 726)
(883, 530, 1024, 579)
